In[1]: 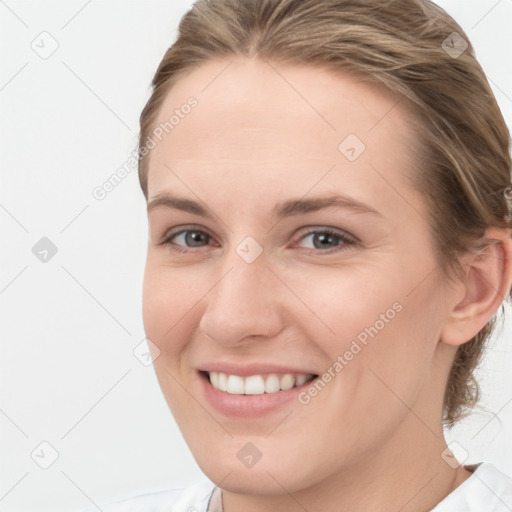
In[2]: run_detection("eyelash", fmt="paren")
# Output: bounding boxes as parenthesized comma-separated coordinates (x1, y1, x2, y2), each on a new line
(159, 226, 358, 255)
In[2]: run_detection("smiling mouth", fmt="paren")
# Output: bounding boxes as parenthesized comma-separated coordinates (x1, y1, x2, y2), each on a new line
(202, 371, 317, 395)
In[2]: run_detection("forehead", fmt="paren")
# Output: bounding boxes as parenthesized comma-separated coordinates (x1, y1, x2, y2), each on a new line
(146, 57, 418, 210)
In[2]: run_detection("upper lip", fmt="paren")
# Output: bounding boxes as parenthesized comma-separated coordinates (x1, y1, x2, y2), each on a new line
(198, 361, 318, 377)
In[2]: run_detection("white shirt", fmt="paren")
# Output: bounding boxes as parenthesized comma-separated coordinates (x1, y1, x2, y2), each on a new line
(82, 462, 512, 512)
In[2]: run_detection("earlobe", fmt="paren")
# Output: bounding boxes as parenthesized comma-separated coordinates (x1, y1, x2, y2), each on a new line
(441, 228, 512, 347)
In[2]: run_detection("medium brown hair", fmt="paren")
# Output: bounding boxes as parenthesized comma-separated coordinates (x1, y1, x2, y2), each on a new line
(137, 0, 512, 427)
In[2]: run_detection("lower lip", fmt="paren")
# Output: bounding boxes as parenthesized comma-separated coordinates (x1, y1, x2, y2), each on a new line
(199, 372, 315, 417)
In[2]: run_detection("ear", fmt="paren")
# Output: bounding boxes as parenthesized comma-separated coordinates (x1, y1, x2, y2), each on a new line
(441, 227, 512, 346)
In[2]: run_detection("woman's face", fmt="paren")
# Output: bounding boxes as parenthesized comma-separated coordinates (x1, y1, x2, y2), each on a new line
(142, 58, 457, 493)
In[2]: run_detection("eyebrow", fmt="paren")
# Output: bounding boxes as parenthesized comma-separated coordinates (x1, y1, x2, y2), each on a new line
(147, 192, 383, 219)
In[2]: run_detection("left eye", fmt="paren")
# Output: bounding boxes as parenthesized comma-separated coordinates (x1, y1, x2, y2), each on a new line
(296, 229, 355, 252)
(160, 227, 356, 254)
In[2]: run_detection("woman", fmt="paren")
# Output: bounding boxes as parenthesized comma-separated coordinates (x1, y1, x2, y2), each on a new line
(87, 0, 512, 510)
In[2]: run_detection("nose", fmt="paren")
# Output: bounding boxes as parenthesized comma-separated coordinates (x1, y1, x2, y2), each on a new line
(198, 248, 286, 348)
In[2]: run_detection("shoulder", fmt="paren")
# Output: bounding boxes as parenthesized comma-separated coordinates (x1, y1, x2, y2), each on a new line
(80, 480, 217, 512)
(431, 462, 512, 511)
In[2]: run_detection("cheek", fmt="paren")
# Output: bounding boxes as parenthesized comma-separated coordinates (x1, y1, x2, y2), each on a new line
(298, 264, 442, 409)
(285, 264, 404, 352)
(142, 264, 202, 415)
(329, 280, 444, 428)
(142, 262, 198, 355)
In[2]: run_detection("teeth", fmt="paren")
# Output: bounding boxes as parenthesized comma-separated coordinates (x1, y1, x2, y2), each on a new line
(280, 374, 295, 390)
(209, 371, 220, 389)
(265, 374, 280, 393)
(208, 371, 313, 395)
(226, 375, 244, 394)
(245, 375, 265, 395)
(295, 374, 308, 386)
(218, 372, 227, 392)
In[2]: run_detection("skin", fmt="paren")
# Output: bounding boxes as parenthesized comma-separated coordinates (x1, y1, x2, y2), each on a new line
(142, 57, 512, 512)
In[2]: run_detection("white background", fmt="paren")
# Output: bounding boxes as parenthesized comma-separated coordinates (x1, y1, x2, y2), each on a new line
(1, 1, 511, 511)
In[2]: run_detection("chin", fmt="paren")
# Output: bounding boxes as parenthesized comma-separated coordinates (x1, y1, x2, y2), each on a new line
(201, 463, 299, 495)
(193, 444, 326, 496)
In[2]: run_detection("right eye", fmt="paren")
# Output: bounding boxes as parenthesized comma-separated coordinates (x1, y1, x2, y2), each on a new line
(160, 227, 214, 253)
